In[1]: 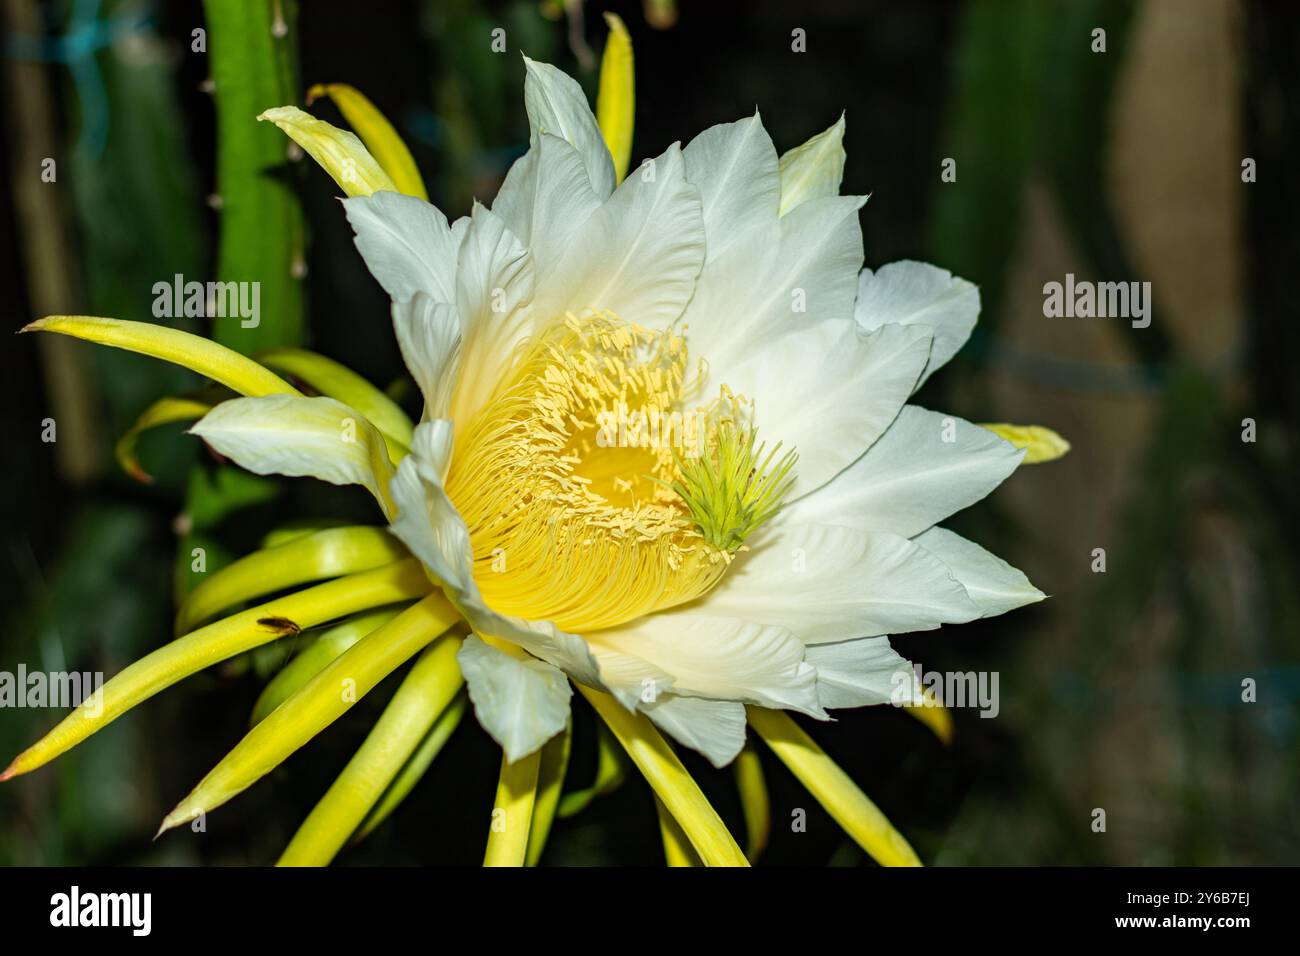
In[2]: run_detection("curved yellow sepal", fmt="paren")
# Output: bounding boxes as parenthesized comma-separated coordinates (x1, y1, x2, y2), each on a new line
(278, 635, 464, 866)
(354, 690, 466, 841)
(306, 84, 428, 200)
(747, 706, 922, 867)
(525, 720, 572, 866)
(980, 423, 1071, 464)
(116, 394, 215, 484)
(251, 608, 405, 725)
(733, 742, 771, 860)
(22, 317, 299, 397)
(557, 721, 624, 817)
(905, 686, 954, 745)
(0, 560, 432, 782)
(579, 686, 748, 867)
(484, 747, 542, 867)
(175, 526, 408, 634)
(257, 347, 414, 457)
(596, 13, 635, 184)
(258, 105, 397, 197)
(158, 593, 459, 834)
(655, 794, 701, 866)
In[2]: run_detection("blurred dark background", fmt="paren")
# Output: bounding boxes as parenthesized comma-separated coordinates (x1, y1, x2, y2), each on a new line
(1, 0, 1297, 865)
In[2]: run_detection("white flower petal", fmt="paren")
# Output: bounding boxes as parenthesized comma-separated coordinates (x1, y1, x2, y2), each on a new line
(457, 634, 571, 761)
(587, 613, 823, 716)
(777, 114, 846, 215)
(700, 523, 981, 644)
(449, 203, 536, 424)
(782, 405, 1024, 537)
(190, 395, 395, 518)
(391, 294, 461, 421)
(726, 319, 932, 499)
(491, 131, 602, 278)
(642, 695, 748, 769)
(854, 261, 979, 388)
(389, 422, 602, 689)
(522, 56, 616, 200)
(343, 191, 461, 304)
(536, 143, 704, 331)
(686, 194, 865, 370)
(912, 527, 1044, 617)
(805, 636, 919, 709)
(585, 646, 676, 711)
(681, 111, 780, 263)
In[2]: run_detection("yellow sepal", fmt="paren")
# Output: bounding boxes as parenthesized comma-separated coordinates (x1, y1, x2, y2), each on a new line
(158, 593, 459, 834)
(579, 686, 748, 866)
(747, 706, 921, 867)
(484, 748, 542, 867)
(278, 635, 463, 866)
(596, 13, 635, 184)
(22, 316, 298, 397)
(175, 526, 408, 634)
(258, 105, 397, 197)
(306, 84, 428, 200)
(980, 423, 1071, 464)
(1, 560, 432, 782)
(115, 394, 215, 484)
(257, 347, 414, 458)
(904, 685, 954, 745)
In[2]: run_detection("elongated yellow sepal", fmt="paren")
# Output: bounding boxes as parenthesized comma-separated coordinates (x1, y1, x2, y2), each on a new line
(558, 721, 625, 817)
(116, 394, 215, 483)
(22, 317, 298, 397)
(979, 423, 1071, 464)
(354, 691, 466, 841)
(306, 84, 428, 200)
(655, 794, 701, 866)
(747, 706, 921, 867)
(176, 526, 408, 634)
(484, 748, 541, 867)
(0, 559, 432, 782)
(251, 608, 404, 725)
(596, 13, 635, 184)
(259, 106, 397, 197)
(734, 741, 771, 861)
(260, 519, 352, 550)
(905, 686, 954, 745)
(278, 634, 464, 866)
(158, 593, 459, 833)
(257, 347, 413, 458)
(525, 720, 572, 866)
(579, 686, 748, 867)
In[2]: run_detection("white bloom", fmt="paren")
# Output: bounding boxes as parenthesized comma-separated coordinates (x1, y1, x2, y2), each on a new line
(202, 58, 1043, 767)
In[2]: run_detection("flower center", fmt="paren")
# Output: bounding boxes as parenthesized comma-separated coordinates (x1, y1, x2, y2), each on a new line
(445, 313, 794, 633)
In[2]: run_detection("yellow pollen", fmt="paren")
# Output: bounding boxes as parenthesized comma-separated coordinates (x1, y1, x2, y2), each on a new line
(445, 312, 792, 633)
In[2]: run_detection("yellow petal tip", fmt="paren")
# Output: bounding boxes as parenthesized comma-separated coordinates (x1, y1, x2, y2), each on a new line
(155, 806, 194, 839)
(980, 423, 1071, 464)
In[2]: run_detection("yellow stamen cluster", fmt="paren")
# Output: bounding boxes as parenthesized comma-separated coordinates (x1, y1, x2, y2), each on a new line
(445, 312, 793, 633)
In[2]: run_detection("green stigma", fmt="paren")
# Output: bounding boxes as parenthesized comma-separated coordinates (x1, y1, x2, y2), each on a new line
(670, 419, 798, 552)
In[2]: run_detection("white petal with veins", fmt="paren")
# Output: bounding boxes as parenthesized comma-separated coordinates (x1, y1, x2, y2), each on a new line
(855, 261, 979, 388)
(912, 526, 1045, 617)
(782, 405, 1024, 537)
